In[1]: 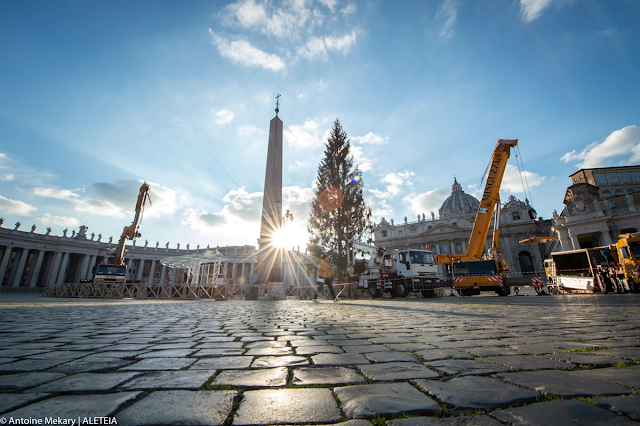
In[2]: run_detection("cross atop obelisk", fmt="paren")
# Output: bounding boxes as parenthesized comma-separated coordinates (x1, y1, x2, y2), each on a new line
(255, 95, 284, 285)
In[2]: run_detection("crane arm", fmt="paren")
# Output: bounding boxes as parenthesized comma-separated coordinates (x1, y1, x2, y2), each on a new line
(436, 139, 517, 264)
(113, 182, 152, 265)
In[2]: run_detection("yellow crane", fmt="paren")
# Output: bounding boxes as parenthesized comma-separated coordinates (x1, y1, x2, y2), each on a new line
(94, 182, 152, 283)
(435, 139, 517, 296)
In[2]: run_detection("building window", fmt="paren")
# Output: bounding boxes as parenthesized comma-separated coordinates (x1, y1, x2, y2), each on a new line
(594, 173, 608, 185)
(442, 243, 450, 254)
(615, 189, 624, 194)
(619, 171, 632, 183)
(631, 171, 640, 182)
(610, 202, 617, 209)
(410, 228, 417, 234)
(602, 190, 611, 195)
(606, 173, 620, 184)
(398, 230, 403, 235)
(452, 222, 457, 227)
(519, 236, 526, 247)
(428, 226, 432, 230)
(456, 243, 462, 254)
(512, 212, 520, 220)
(381, 230, 387, 237)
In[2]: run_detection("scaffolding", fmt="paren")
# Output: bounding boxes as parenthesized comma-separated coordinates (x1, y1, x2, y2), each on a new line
(160, 249, 227, 286)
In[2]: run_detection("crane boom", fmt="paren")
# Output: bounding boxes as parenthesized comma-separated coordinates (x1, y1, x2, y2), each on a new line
(436, 139, 517, 264)
(113, 182, 152, 265)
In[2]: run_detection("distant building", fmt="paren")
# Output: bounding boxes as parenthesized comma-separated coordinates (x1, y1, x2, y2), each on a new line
(374, 179, 555, 278)
(0, 226, 309, 289)
(552, 165, 640, 249)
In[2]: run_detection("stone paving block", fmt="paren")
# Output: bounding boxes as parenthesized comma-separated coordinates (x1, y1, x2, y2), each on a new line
(120, 357, 195, 371)
(0, 349, 53, 358)
(0, 393, 50, 414)
(494, 370, 631, 397)
(0, 372, 70, 392)
(240, 336, 273, 342)
(591, 395, 640, 421)
(199, 336, 235, 342)
(551, 342, 603, 350)
(312, 353, 370, 366)
(148, 343, 197, 350)
(244, 340, 287, 348)
(426, 359, 511, 376)
(292, 367, 367, 385)
(97, 344, 151, 351)
(214, 367, 288, 388)
(251, 355, 309, 368)
(0, 358, 67, 372)
(593, 347, 640, 361)
(233, 388, 341, 425)
(359, 362, 440, 381)
(387, 415, 501, 425)
(364, 351, 420, 363)
(136, 349, 196, 358)
(508, 344, 561, 355)
(0, 357, 16, 365)
(27, 372, 140, 393)
(295, 345, 344, 355)
(414, 376, 539, 410)
(542, 352, 625, 367)
(343, 344, 392, 354)
(52, 356, 132, 373)
(90, 350, 149, 359)
(385, 343, 435, 352)
(482, 355, 574, 370)
(463, 347, 522, 357)
(121, 370, 216, 390)
(191, 356, 254, 370)
(331, 339, 371, 346)
(369, 337, 410, 344)
(245, 347, 292, 356)
(335, 382, 441, 419)
(117, 390, 236, 426)
(197, 342, 245, 349)
(415, 349, 475, 361)
(492, 399, 637, 425)
(192, 348, 246, 357)
(571, 365, 640, 388)
(27, 350, 92, 361)
(5, 392, 142, 419)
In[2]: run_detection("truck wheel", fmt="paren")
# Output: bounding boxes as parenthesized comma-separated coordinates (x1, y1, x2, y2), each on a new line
(392, 280, 409, 298)
(368, 283, 381, 299)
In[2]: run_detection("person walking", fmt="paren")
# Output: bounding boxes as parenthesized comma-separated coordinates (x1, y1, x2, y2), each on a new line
(313, 255, 339, 302)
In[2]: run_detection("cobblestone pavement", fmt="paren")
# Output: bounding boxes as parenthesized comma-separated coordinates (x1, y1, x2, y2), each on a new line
(0, 292, 639, 425)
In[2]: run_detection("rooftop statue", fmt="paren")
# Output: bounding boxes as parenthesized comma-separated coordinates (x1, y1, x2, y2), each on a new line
(14, 222, 21, 231)
(97, 233, 102, 241)
(63, 228, 68, 237)
(30, 224, 36, 233)
(45, 227, 52, 235)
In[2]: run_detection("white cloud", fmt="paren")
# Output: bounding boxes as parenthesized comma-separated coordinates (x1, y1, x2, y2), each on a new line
(284, 119, 323, 148)
(520, 0, 553, 22)
(35, 214, 80, 228)
(0, 195, 36, 215)
(381, 171, 415, 197)
(351, 146, 373, 172)
(438, 0, 458, 39)
(319, 0, 337, 12)
(289, 160, 311, 170)
(298, 30, 359, 60)
(224, 0, 319, 39)
(500, 164, 545, 194)
(561, 125, 640, 168)
(341, 3, 357, 16)
(283, 185, 314, 220)
(2, 174, 14, 181)
(404, 188, 450, 217)
(0, 153, 7, 161)
(214, 108, 235, 124)
(209, 30, 286, 72)
(352, 132, 387, 145)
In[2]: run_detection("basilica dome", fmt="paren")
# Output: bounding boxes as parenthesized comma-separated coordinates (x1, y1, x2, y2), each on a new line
(438, 178, 480, 217)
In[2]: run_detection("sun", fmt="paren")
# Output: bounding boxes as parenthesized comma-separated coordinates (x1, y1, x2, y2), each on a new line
(271, 224, 305, 250)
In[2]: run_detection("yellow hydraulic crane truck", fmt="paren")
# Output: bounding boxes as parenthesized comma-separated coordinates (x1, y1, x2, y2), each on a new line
(93, 182, 152, 283)
(435, 139, 517, 296)
(616, 233, 640, 292)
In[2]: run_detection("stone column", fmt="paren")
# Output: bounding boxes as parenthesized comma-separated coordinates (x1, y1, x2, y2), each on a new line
(171, 267, 177, 283)
(78, 255, 90, 281)
(567, 230, 579, 250)
(149, 259, 157, 283)
(231, 262, 237, 283)
(136, 260, 145, 281)
(56, 252, 70, 284)
(29, 250, 46, 288)
(12, 249, 30, 287)
(126, 258, 133, 280)
(48, 251, 63, 286)
(600, 229, 613, 245)
(0, 247, 13, 283)
(85, 255, 96, 279)
(160, 265, 167, 283)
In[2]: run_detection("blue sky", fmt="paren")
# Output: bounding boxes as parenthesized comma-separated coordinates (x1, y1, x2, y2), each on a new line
(1, 0, 639, 250)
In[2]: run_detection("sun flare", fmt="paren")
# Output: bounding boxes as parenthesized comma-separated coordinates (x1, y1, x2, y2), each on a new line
(271, 224, 305, 250)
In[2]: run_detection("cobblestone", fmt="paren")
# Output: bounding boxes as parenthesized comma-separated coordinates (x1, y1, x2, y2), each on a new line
(0, 293, 639, 425)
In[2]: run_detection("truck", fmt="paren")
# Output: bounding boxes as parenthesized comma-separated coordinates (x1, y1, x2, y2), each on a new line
(94, 182, 152, 283)
(545, 248, 629, 294)
(347, 241, 441, 298)
(435, 139, 519, 296)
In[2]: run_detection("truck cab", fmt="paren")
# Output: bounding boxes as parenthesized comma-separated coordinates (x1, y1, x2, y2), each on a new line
(94, 264, 127, 284)
(395, 249, 438, 278)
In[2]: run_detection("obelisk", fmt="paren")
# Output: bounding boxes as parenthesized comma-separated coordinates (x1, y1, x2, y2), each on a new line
(256, 95, 283, 284)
